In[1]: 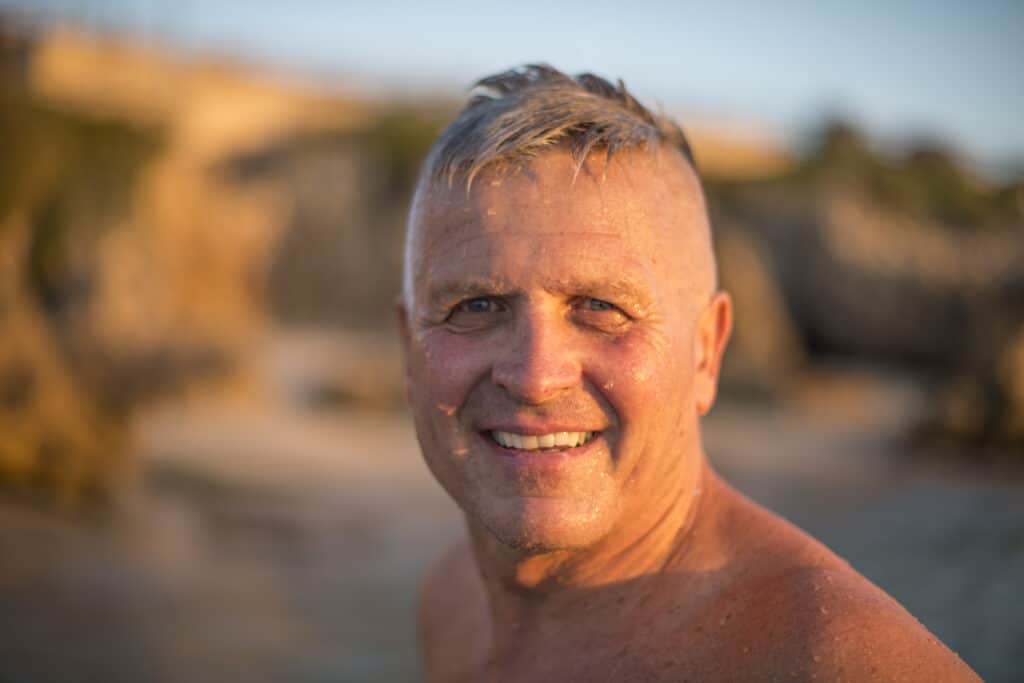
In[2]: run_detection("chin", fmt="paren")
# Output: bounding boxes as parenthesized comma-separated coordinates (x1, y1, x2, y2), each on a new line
(471, 494, 619, 555)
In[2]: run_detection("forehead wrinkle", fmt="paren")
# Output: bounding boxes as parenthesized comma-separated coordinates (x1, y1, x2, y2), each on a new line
(422, 229, 490, 262)
(539, 271, 654, 305)
(423, 224, 631, 265)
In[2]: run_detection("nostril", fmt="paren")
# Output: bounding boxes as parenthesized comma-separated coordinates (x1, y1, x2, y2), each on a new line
(491, 356, 581, 404)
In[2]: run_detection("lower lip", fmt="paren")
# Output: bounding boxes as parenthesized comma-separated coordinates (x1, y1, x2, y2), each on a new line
(482, 433, 604, 465)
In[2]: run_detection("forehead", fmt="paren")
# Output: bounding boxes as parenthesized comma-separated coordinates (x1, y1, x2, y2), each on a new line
(409, 147, 711, 298)
(421, 147, 702, 232)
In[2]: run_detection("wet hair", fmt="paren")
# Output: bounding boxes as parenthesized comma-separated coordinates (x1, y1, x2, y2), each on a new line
(419, 63, 698, 190)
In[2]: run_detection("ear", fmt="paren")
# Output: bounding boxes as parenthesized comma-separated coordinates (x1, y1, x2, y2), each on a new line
(694, 291, 733, 416)
(395, 297, 413, 402)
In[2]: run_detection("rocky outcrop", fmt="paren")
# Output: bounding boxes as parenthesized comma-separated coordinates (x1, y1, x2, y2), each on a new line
(0, 216, 125, 504)
(0, 25, 375, 503)
(715, 222, 805, 396)
(716, 172, 1024, 449)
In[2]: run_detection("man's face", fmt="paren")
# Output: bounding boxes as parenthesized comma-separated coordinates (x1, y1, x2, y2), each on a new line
(401, 148, 728, 553)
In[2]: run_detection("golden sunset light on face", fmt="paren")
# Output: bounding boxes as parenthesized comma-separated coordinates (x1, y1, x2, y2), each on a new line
(403, 148, 724, 553)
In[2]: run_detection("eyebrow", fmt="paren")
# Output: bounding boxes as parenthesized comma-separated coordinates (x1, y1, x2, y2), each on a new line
(425, 274, 653, 310)
(426, 277, 513, 309)
(546, 275, 650, 303)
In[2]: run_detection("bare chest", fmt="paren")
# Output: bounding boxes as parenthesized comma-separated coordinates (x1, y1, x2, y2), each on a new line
(427, 612, 733, 683)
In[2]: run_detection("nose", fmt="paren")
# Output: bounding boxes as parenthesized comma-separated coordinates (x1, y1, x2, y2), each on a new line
(491, 308, 582, 405)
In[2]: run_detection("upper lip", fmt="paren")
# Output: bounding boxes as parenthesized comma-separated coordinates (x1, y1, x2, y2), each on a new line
(480, 422, 606, 435)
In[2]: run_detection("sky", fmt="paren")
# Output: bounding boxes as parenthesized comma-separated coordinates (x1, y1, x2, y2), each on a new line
(4, 0, 1022, 175)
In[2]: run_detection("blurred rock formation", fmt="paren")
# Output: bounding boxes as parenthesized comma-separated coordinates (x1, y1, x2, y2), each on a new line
(0, 23, 378, 503)
(711, 122, 1024, 450)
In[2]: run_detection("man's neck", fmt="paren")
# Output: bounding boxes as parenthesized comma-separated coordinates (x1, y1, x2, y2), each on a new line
(466, 454, 712, 662)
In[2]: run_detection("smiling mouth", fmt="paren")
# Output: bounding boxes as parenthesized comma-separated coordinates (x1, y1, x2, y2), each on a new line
(488, 430, 599, 452)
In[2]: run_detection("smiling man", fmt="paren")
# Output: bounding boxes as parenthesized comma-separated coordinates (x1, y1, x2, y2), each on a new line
(398, 65, 978, 682)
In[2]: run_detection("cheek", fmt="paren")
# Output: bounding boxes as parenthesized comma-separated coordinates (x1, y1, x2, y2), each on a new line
(408, 334, 486, 497)
(588, 330, 697, 493)
(588, 328, 691, 408)
(406, 336, 465, 472)
(410, 332, 492, 410)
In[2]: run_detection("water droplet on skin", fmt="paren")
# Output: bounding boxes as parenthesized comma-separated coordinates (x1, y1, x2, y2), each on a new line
(813, 655, 821, 663)
(819, 606, 829, 615)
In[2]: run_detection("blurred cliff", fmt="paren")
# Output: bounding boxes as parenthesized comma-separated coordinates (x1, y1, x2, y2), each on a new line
(0, 22, 437, 504)
(1, 20, 1022, 508)
(712, 123, 1024, 447)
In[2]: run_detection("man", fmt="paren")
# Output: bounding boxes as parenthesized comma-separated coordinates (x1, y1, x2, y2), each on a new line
(398, 65, 978, 682)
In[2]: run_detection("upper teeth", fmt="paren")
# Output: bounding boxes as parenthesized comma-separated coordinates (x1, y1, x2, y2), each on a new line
(490, 430, 596, 451)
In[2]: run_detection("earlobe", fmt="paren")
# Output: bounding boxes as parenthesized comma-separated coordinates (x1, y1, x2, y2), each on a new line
(695, 291, 733, 415)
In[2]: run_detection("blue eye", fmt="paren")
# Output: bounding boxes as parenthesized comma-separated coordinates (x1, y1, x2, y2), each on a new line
(445, 296, 505, 331)
(573, 297, 630, 331)
(464, 297, 493, 313)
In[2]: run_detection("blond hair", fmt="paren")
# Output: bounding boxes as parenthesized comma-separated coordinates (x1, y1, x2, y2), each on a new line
(419, 63, 698, 190)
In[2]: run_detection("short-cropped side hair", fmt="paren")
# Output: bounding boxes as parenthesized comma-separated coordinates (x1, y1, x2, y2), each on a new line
(420, 63, 698, 190)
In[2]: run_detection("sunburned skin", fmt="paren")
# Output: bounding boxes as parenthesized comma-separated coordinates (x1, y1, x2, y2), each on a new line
(400, 148, 980, 682)
(418, 473, 980, 682)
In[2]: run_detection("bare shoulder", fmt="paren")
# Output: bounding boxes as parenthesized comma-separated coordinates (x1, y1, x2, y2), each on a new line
(714, 565, 981, 681)
(788, 568, 979, 681)
(417, 539, 486, 683)
(700, 481, 980, 681)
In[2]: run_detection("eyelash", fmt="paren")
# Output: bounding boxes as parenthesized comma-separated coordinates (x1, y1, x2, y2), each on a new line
(456, 297, 502, 314)
(446, 296, 623, 320)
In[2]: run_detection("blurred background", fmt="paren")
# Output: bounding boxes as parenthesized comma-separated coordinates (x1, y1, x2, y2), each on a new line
(0, 1, 1022, 681)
